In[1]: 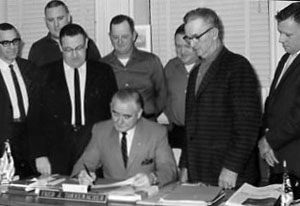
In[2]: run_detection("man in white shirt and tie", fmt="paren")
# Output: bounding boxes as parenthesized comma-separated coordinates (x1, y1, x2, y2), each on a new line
(71, 88, 177, 187)
(0, 23, 38, 178)
(259, 2, 300, 183)
(31, 23, 117, 176)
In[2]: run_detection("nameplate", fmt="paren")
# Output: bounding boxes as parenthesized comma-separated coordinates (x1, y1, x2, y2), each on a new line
(62, 183, 89, 193)
(38, 190, 107, 203)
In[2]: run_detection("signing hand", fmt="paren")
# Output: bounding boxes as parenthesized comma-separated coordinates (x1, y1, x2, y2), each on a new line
(131, 173, 151, 188)
(35, 156, 51, 175)
(258, 137, 279, 167)
(78, 170, 96, 185)
(218, 168, 238, 189)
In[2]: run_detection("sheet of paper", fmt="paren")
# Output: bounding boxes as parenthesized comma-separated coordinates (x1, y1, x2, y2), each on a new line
(225, 183, 281, 206)
(91, 176, 135, 189)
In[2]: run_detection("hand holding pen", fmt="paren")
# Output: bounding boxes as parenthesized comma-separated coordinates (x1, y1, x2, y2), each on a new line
(78, 164, 96, 185)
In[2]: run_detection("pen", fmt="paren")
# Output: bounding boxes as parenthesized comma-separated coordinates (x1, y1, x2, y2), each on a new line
(83, 163, 92, 178)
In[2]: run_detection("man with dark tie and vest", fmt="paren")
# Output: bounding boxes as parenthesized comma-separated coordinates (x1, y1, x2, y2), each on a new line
(259, 2, 300, 183)
(0, 23, 38, 178)
(71, 88, 177, 187)
(30, 24, 117, 176)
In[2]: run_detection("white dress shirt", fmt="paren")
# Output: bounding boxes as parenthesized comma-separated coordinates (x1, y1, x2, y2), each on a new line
(119, 127, 136, 155)
(63, 62, 87, 125)
(0, 59, 29, 119)
(276, 51, 300, 87)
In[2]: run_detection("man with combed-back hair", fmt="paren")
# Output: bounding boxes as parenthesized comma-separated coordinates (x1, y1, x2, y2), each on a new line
(72, 88, 177, 187)
(259, 2, 300, 183)
(179, 8, 262, 189)
(30, 24, 117, 176)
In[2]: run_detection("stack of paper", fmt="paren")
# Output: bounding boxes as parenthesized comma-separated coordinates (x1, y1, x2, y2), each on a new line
(225, 183, 281, 206)
(158, 184, 224, 206)
(91, 177, 159, 202)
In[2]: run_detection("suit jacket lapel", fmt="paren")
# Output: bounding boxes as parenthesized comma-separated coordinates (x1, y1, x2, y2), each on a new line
(84, 62, 93, 111)
(50, 63, 72, 123)
(196, 48, 226, 98)
(275, 54, 300, 91)
(128, 119, 144, 169)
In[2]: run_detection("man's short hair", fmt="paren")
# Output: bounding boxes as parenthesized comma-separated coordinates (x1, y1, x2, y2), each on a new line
(110, 14, 135, 34)
(183, 7, 224, 42)
(175, 24, 185, 36)
(111, 88, 144, 110)
(44, 0, 69, 14)
(0, 23, 19, 37)
(276, 2, 300, 24)
(59, 24, 87, 44)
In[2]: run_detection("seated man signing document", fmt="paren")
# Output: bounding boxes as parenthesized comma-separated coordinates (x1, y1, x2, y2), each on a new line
(71, 88, 177, 187)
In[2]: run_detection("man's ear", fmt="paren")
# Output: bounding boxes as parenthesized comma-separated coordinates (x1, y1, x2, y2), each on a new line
(84, 38, 88, 48)
(212, 28, 219, 40)
(137, 109, 143, 119)
(68, 14, 72, 24)
(58, 40, 63, 52)
(133, 31, 138, 43)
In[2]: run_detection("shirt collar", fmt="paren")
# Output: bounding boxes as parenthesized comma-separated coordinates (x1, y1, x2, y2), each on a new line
(0, 58, 17, 70)
(63, 61, 87, 71)
(202, 44, 223, 65)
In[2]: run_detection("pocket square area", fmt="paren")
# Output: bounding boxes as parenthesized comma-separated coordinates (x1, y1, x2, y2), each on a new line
(141, 158, 154, 165)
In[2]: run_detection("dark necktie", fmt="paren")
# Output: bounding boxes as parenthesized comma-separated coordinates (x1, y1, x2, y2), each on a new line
(9, 64, 25, 120)
(121, 132, 128, 168)
(74, 68, 81, 126)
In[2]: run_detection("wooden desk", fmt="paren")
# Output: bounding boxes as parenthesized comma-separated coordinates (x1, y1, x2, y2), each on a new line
(0, 183, 231, 206)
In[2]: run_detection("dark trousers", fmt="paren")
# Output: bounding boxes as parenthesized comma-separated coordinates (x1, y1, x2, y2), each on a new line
(9, 122, 37, 178)
(168, 124, 186, 149)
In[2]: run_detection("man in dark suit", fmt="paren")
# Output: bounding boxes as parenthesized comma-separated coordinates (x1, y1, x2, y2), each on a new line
(30, 23, 117, 176)
(259, 2, 300, 182)
(71, 88, 177, 187)
(179, 8, 262, 189)
(0, 23, 38, 178)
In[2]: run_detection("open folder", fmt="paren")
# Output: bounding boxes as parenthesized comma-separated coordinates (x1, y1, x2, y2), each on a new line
(158, 183, 225, 206)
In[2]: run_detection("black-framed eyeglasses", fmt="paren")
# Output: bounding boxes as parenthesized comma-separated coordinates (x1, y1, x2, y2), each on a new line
(62, 44, 85, 53)
(0, 38, 21, 47)
(183, 27, 214, 44)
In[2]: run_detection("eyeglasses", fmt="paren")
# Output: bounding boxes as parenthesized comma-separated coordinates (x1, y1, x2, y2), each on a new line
(0, 38, 21, 47)
(183, 27, 214, 44)
(62, 44, 85, 53)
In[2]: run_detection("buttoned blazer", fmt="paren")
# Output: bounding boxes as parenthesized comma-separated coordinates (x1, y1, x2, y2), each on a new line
(263, 53, 300, 177)
(71, 118, 177, 186)
(180, 47, 262, 186)
(30, 60, 117, 175)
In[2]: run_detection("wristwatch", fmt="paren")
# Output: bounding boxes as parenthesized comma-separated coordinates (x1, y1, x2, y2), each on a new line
(149, 172, 159, 185)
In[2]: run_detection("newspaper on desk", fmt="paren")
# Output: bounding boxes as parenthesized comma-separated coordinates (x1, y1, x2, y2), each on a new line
(158, 183, 224, 206)
(225, 183, 281, 206)
(91, 177, 158, 202)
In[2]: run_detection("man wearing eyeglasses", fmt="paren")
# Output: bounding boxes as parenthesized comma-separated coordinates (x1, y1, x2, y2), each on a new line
(0, 23, 38, 178)
(30, 24, 117, 176)
(28, 0, 101, 67)
(179, 8, 262, 189)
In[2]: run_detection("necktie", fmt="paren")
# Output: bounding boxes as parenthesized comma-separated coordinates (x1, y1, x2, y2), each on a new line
(276, 55, 294, 88)
(74, 68, 81, 126)
(9, 64, 25, 120)
(121, 132, 128, 168)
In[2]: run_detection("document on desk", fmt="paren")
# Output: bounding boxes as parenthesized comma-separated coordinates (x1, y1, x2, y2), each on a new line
(159, 183, 224, 206)
(224, 183, 281, 206)
(91, 176, 135, 189)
